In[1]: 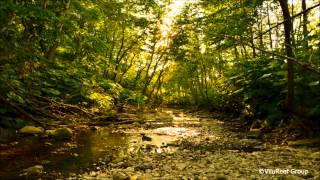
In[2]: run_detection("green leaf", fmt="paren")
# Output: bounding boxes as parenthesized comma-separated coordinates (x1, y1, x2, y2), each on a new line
(7, 91, 25, 104)
(259, 73, 272, 79)
(233, 88, 244, 94)
(41, 88, 61, 96)
(308, 81, 319, 86)
(230, 75, 239, 80)
(275, 71, 286, 76)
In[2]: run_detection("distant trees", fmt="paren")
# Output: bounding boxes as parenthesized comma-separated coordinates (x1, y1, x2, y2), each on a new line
(164, 0, 320, 122)
(0, 0, 319, 127)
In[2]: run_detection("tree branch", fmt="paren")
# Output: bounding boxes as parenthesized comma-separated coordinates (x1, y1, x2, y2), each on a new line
(0, 94, 45, 127)
(239, 38, 320, 74)
(255, 3, 320, 40)
(221, 34, 320, 74)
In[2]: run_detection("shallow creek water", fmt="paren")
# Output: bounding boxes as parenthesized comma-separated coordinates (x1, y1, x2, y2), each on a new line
(0, 109, 319, 179)
(0, 109, 200, 178)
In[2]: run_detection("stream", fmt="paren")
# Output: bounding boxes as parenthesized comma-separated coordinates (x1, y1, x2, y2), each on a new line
(0, 108, 319, 179)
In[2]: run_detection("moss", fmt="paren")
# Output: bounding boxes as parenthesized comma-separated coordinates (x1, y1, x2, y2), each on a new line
(19, 126, 44, 134)
(53, 127, 73, 140)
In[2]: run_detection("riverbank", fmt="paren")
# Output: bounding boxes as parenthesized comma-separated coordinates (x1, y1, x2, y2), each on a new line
(0, 108, 319, 179)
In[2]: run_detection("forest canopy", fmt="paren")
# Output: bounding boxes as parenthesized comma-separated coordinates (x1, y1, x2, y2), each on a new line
(0, 0, 319, 128)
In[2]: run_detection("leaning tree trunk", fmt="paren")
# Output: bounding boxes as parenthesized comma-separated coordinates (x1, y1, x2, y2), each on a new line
(278, 0, 295, 111)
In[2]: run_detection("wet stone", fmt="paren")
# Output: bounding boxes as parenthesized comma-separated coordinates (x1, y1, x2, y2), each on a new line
(19, 126, 44, 135)
(1, 109, 319, 179)
(135, 163, 154, 171)
(20, 165, 44, 176)
(247, 129, 262, 139)
(112, 171, 130, 180)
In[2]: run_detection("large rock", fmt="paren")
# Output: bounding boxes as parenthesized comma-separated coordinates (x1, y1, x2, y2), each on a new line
(45, 127, 73, 140)
(45, 130, 56, 136)
(53, 127, 73, 140)
(20, 165, 43, 176)
(19, 126, 44, 134)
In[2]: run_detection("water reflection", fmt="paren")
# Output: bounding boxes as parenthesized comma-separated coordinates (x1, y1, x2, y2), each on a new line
(0, 109, 226, 178)
(0, 128, 131, 178)
(45, 128, 129, 176)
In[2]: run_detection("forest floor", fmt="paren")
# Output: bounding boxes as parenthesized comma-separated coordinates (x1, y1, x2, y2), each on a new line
(0, 108, 319, 179)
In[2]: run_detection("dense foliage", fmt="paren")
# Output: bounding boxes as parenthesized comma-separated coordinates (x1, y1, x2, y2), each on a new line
(0, 0, 319, 128)
(165, 0, 320, 127)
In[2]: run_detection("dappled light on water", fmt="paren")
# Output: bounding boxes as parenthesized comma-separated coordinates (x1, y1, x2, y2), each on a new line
(154, 127, 200, 137)
(1, 109, 319, 179)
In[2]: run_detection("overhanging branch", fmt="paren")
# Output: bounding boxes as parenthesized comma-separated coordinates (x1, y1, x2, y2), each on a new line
(222, 34, 320, 74)
(255, 3, 320, 39)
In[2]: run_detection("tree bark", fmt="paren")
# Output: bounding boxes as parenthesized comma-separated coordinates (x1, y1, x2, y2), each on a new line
(267, 2, 274, 60)
(234, 46, 239, 61)
(258, 9, 264, 52)
(278, 0, 295, 110)
(250, 25, 256, 58)
(113, 27, 125, 80)
(301, 0, 308, 49)
(257, 3, 320, 39)
(290, 0, 296, 48)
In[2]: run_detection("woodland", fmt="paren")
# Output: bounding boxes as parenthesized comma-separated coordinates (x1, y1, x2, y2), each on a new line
(0, 0, 319, 179)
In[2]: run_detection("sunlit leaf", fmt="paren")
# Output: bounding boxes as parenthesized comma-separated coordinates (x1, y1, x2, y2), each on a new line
(308, 81, 319, 86)
(233, 88, 244, 94)
(259, 73, 272, 79)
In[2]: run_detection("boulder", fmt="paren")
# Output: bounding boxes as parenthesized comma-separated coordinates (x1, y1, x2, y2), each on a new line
(53, 127, 73, 140)
(45, 128, 73, 140)
(45, 130, 56, 136)
(20, 165, 43, 176)
(19, 126, 44, 134)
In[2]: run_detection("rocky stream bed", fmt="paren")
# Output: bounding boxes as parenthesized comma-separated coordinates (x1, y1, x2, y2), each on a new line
(0, 108, 319, 179)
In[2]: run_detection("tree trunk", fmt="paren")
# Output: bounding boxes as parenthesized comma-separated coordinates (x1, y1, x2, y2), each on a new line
(234, 46, 239, 62)
(250, 25, 256, 58)
(143, 54, 164, 95)
(267, 2, 274, 60)
(290, 0, 296, 48)
(258, 10, 264, 53)
(301, 0, 308, 49)
(278, 0, 295, 111)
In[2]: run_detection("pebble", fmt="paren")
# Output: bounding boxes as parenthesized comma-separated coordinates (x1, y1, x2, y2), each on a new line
(28, 110, 320, 179)
(112, 171, 129, 180)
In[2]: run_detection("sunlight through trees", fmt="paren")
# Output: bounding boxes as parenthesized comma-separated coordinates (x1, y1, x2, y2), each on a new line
(0, 0, 319, 130)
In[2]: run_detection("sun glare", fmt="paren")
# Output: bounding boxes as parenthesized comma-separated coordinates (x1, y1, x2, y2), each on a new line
(159, 0, 186, 47)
